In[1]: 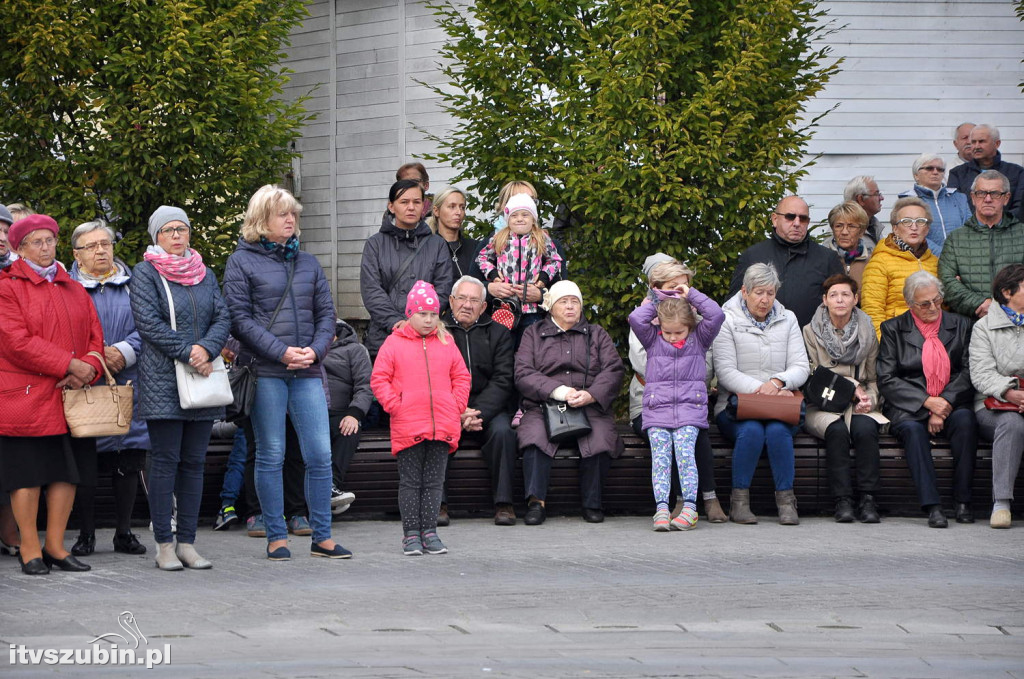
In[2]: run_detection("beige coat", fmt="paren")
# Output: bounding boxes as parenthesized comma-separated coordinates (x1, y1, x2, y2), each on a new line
(801, 314, 888, 438)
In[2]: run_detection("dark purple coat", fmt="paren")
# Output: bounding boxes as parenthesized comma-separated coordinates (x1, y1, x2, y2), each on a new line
(628, 288, 724, 431)
(514, 317, 625, 459)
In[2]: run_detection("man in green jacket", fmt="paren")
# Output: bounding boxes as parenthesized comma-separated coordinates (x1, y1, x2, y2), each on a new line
(939, 170, 1024, 319)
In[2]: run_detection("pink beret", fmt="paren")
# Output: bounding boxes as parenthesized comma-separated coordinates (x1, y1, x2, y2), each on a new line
(405, 280, 440, 318)
(9, 214, 59, 250)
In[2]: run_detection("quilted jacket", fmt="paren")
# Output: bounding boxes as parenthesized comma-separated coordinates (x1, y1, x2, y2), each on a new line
(223, 238, 335, 379)
(129, 260, 231, 421)
(947, 152, 1024, 219)
(969, 306, 1024, 412)
(938, 214, 1024, 318)
(323, 320, 374, 419)
(0, 258, 104, 436)
(476, 232, 563, 314)
(860, 235, 938, 338)
(370, 323, 471, 455)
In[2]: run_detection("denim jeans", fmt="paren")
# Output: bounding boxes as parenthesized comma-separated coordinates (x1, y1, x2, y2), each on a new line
(219, 426, 247, 506)
(716, 410, 799, 491)
(147, 419, 214, 545)
(251, 376, 333, 543)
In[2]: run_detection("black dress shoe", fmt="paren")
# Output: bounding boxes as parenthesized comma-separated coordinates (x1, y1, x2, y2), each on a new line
(71, 532, 95, 556)
(524, 501, 546, 526)
(927, 506, 948, 528)
(858, 495, 881, 524)
(113, 532, 147, 555)
(955, 503, 975, 524)
(42, 550, 92, 572)
(18, 555, 50, 575)
(582, 507, 605, 524)
(834, 497, 856, 523)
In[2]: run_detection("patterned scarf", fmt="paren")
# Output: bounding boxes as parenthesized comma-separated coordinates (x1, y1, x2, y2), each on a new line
(25, 258, 57, 282)
(890, 233, 928, 258)
(810, 304, 863, 364)
(741, 300, 776, 331)
(911, 311, 950, 396)
(77, 258, 129, 285)
(143, 245, 207, 286)
(1002, 304, 1024, 327)
(258, 235, 300, 261)
(832, 238, 863, 265)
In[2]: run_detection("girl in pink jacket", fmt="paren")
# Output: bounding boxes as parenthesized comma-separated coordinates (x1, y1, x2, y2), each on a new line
(371, 281, 471, 556)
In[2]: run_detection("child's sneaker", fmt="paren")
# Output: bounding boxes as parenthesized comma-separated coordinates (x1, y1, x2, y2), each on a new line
(670, 506, 699, 531)
(246, 514, 266, 538)
(652, 508, 670, 531)
(331, 487, 356, 515)
(213, 505, 239, 531)
(420, 531, 448, 554)
(402, 535, 423, 556)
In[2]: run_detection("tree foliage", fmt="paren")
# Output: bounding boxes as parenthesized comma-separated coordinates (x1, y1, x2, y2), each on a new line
(0, 0, 312, 270)
(423, 0, 839, 346)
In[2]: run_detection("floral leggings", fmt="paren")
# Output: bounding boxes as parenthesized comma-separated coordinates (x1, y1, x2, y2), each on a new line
(648, 426, 699, 508)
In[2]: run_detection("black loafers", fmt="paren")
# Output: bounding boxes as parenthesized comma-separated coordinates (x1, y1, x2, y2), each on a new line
(18, 555, 50, 575)
(955, 503, 975, 524)
(42, 550, 92, 572)
(582, 507, 605, 524)
(927, 506, 948, 529)
(524, 501, 546, 526)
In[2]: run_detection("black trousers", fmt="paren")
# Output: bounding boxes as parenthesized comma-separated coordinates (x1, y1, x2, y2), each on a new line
(242, 416, 306, 519)
(632, 415, 716, 495)
(522, 445, 611, 509)
(442, 412, 517, 506)
(891, 407, 977, 508)
(823, 415, 881, 499)
(328, 412, 362, 488)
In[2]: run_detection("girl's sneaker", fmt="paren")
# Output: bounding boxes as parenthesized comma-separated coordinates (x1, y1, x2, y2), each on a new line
(403, 535, 423, 556)
(670, 506, 699, 531)
(652, 508, 671, 531)
(420, 532, 448, 554)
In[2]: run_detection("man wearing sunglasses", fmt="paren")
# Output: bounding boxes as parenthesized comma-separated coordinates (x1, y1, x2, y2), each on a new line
(947, 124, 1024, 220)
(728, 195, 844, 327)
(939, 170, 1024, 319)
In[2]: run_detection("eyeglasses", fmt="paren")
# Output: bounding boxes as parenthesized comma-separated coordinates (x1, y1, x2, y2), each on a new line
(158, 226, 190, 236)
(832, 223, 864, 233)
(972, 190, 1008, 200)
(912, 295, 944, 309)
(452, 295, 484, 305)
(919, 166, 945, 173)
(74, 240, 113, 252)
(25, 237, 57, 249)
(896, 218, 931, 228)
(774, 212, 810, 225)
(862, 191, 884, 199)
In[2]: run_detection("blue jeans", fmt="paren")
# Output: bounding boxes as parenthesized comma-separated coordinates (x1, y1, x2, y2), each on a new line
(716, 410, 799, 491)
(146, 419, 214, 545)
(219, 426, 247, 506)
(251, 376, 333, 543)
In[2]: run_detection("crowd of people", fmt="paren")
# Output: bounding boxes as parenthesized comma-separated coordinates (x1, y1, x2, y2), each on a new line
(0, 123, 1022, 575)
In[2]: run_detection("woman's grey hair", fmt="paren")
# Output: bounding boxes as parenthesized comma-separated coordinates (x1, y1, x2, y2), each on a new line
(911, 153, 945, 175)
(903, 270, 944, 306)
(742, 263, 781, 292)
(451, 275, 486, 299)
(71, 220, 116, 249)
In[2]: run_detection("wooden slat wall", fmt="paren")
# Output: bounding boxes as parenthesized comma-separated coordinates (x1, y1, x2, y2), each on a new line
(280, 0, 1024, 317)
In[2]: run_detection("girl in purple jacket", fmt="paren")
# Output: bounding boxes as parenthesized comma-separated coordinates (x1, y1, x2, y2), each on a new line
(628, 283, 725, 531)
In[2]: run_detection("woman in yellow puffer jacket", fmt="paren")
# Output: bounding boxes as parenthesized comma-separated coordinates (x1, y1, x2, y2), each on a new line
(861, 197, 939, 338)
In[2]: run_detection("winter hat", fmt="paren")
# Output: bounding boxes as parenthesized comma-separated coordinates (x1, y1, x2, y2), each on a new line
(148, 206, 191, 243)
(0, 204, 13, 226)
(405, 280, 441, 317)
(503, 193, 538, 223)
(8, 214, 58, 250)
(542, 280, 583, 311)
(642, 252, 675, 277)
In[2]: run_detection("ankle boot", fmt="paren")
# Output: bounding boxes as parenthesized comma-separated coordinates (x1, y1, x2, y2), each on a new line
(705, 497, 729, 523)
(155, 542, 183, 571)
(729, 488, 757, 524)
(175, 543, 212, 569)
(775, 490, 799, 525)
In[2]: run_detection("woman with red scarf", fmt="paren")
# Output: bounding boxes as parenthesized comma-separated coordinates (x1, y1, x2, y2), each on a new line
(130, 206, 231, 570)
(877, 271, 978, 528)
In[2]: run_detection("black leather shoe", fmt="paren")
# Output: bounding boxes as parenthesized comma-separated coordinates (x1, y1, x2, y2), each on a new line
(524, 501, 546, 526)
(955, 503, 975, 524)
(42, 550, 92, 572)
(71, 532, 95, 556)
(18, 554, 50, 575)
(834, 497, 856, 523)
(582, 507, 605, 524)
(113, 532, 147, 555)
(927, 506, 948, 528)
(858, 495, 881, 524)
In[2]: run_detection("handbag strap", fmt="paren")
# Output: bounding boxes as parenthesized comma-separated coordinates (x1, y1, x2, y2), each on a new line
(265, 260, 296, 330)
(159, 275, 179, 332)
(386, 235, 427, 293)
(85, 350, 117, 387)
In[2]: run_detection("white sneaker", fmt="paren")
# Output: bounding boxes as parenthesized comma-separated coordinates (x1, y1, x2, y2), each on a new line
(331, 487, 356, 515)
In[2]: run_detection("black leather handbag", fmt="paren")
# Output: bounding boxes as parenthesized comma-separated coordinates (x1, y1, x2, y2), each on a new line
(541, 329, 592, 442)
(803, 366, 856, 413)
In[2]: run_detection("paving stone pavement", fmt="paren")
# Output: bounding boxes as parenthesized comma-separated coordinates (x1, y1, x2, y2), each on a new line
(1, 514, 1022, 678)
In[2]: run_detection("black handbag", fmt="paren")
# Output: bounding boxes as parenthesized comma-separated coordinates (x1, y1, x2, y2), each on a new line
(225, 261, 296, 423)
(803, 366, 856, 413)
(541, 329, 592, 442)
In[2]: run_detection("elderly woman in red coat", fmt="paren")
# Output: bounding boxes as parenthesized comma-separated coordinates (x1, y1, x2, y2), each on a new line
(0, 215, 104, 575)
(515, 280, 625, 525)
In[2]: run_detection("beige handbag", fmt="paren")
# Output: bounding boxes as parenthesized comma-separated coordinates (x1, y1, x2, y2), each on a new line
(62, 351, 133, 438)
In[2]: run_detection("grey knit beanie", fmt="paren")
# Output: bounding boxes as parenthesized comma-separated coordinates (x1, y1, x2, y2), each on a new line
(0, 204, 13, 226)
(147, 205, 190, 243)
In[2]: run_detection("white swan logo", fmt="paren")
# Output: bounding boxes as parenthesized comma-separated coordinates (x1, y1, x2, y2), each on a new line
(89, 611, 148, 648)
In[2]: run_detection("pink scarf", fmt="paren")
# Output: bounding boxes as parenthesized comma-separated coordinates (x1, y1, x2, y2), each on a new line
(143, 247, 207, 286)
(911, 311, 950, 396)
